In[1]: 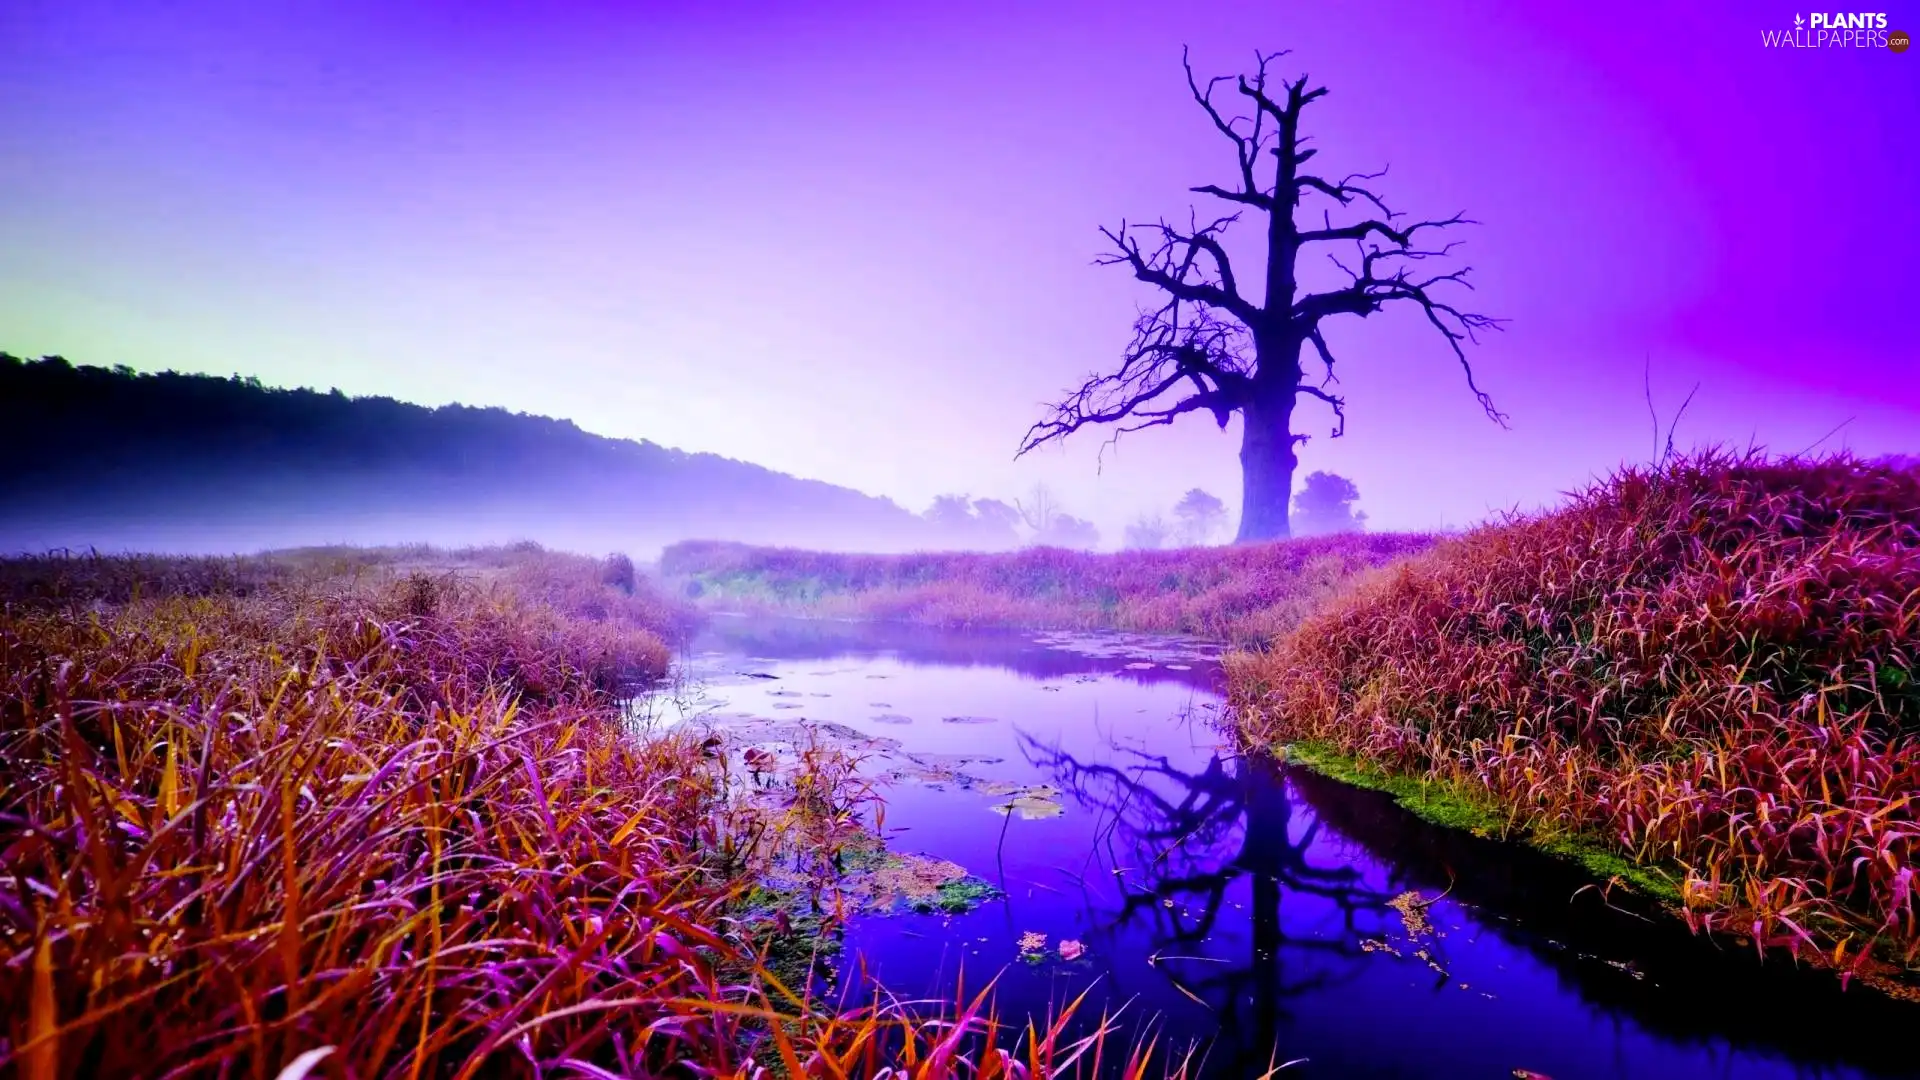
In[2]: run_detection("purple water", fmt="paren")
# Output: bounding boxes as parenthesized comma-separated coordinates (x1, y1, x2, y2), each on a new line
(670, 615, 1918, 1080)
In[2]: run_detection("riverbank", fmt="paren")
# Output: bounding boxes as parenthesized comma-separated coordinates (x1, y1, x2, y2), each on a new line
(660, 531, 1436, 644)
(1233, 451, 1920, 990)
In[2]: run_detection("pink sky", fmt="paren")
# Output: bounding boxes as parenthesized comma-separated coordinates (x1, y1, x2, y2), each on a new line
(1, 0, 1914, 541)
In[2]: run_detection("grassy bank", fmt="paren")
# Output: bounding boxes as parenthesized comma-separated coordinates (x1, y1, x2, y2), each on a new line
(661, 532, 1436, 644)
(0, 546, 1228, 1076)
(1231, 451, 1920, 987)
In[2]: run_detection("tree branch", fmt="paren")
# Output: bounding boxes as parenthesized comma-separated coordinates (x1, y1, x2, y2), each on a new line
(1018, 302, 1252, 457)
(1096, 216, 1260, 325)
(1182, 46, 1275, 211)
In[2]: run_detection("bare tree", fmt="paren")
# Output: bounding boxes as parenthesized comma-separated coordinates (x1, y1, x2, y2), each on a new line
(1014, 483, 1062, 536)
(1018, 48, 1505, 541)
(1123, 513, 1172, 550)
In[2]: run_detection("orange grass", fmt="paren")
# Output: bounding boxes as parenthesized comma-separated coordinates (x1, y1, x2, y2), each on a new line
(0, 548, 1253, 1076)
(1230, 451, 1920, 984)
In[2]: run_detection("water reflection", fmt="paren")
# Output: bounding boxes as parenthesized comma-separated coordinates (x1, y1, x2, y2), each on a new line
(683, 616, 1920, 1079)
(1022, 729, 1920, 1079)
(1023, 736, 1400, 1074)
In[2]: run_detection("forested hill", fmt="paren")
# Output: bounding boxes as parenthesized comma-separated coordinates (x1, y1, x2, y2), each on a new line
(0, 353, 929, 556)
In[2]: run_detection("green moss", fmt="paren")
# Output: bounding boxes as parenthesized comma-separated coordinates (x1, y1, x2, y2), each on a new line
(1280, 741, 1684, 905)
(1283, 741, 1510, 835)
(730, 886, 845, 993)
(907, 877, 1004, 914)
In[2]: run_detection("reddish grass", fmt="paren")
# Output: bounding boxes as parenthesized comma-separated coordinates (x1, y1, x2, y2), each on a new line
(662, 534, 1436, 643)
(1230, 451, 1920, 982)
(0, 549, 1256, 1076)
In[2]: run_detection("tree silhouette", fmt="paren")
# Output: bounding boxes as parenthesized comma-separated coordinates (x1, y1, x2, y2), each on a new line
(1015, 484, 1101, 549)
(1172, 488, 1228, 546)
(1290, 470, 1367, 536)
(1123, 514, 1172, 550)
(1018, 49, 1504, 542)
(1019, 730, 1398, 1073)
(923, 495, 1023, 549)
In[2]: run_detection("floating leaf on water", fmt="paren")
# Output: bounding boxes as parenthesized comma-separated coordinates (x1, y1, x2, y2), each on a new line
(993, 793, 1065, 820)
(1058, 939, 1086, 961)
(871, 713, 914, 725)
(1389, 890, 1437, 939)
(941, 715, 999, 725)
(1018, 930, 1048, 954)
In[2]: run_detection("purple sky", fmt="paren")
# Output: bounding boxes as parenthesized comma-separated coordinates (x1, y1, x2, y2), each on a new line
(2, 0, 1914, 540)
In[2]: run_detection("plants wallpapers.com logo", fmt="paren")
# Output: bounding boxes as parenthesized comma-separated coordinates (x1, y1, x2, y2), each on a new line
(1762, 11, 1909, 48)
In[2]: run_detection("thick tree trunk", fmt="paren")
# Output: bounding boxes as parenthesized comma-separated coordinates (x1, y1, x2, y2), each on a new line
(1235, 328, 1304, 542)
(1235, 387, 1298, 543)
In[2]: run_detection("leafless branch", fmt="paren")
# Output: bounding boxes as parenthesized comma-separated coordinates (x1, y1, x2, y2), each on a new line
(1019, 301, 1252, 457)
(1095, 215, 1258, 325)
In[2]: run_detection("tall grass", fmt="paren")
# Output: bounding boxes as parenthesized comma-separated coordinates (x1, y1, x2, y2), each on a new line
(1230, 450, 1920, 985)
(0, 548, 1257, 1076)
(662, 534, 1435, 644)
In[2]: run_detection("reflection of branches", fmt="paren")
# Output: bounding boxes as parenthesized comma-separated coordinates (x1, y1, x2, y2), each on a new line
(1020, 730, 1397, 1069)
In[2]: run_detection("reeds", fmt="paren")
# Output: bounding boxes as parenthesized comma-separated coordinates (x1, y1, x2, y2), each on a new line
(0, 556, 742, 1077)
(0, 548, 1246, 1076)
(1230, 450, 1920, 983)
(661, 534, 1435, 644)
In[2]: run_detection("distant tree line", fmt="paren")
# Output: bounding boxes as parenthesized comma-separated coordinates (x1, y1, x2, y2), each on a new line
(1120, 473, 1365, 550)
(916, 485, 1100, 550)
(0, 353, 929, 551)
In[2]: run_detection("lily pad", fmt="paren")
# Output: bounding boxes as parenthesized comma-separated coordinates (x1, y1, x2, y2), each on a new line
(992, 789, 1066, 820)
(941, 715, 999, 725)
(871, 713, 914, 725)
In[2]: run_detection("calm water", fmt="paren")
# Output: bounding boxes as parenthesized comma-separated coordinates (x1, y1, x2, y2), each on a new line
(663, 615, 1919, 1080)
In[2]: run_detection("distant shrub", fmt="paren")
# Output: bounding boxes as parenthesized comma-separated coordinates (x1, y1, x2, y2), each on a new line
(602, 551, 638, 594)
(401, 569, 441, 616)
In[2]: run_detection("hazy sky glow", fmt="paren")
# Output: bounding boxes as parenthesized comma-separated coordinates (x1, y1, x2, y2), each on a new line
(2, 0, 1914, 540)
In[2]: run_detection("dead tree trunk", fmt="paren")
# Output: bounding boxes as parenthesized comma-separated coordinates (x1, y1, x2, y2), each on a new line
(1237, 376, 1300, 542)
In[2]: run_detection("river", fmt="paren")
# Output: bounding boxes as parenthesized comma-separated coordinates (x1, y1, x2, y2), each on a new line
(650, 614, 1917, 1080)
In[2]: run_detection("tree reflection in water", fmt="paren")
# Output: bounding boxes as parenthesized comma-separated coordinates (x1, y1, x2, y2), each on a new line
(1018, 714, 1400, 1073)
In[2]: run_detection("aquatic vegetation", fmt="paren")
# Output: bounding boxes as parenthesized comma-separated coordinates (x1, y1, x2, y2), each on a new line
(912, 877, 1005, 915)
(661, 532, 1436, 643)
(1057, 939, 1087, 961)
(984, 783, 1067, 819)
(1233, 451, 1920, 986)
